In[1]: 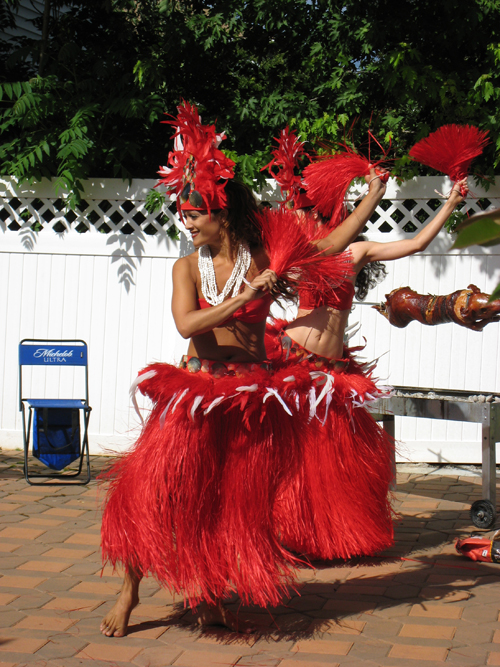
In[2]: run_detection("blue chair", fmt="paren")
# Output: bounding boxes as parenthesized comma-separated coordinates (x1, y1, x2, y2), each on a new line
(19, 339, 92, 485)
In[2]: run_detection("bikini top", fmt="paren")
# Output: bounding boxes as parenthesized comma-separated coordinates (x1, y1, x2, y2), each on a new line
(197, 293, 272, 325)
(298, 277, 355, 311)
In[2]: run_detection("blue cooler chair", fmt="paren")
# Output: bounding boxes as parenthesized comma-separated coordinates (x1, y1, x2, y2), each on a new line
(19, 339, 92, 485)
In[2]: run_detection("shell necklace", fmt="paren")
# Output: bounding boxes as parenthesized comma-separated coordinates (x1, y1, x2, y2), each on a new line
(198, 242, 251, 306)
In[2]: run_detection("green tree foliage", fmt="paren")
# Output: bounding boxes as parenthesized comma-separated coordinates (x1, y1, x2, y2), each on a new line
(1, 0, 500, 206)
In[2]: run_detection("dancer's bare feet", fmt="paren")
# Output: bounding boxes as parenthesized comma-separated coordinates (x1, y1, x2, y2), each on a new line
(194, 600, 258, 634)
(100, 568, 141, 637)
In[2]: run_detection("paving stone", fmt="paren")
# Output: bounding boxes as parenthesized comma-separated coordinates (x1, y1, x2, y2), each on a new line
(279, 659, 339, 667)
(0, 593, 19, 606)
(0, 555, 28, 571)
(13, 615, 77, 631)
(70, 581, 121, 595)
(41, 547, 95, 559)
(0, 610, 26, 628)
(0, 637, 49, 653)
(132, 646, 185, 666)
(0, 527, 46, 540)
(409, 604, 463, 619)
(0, 543, 21, 553)
(399, 623, 456, 639)
(236, 656, 282, 667)
(291, 638, 353, 655)
(43, 597, 105, 612)
(41, 507, 86, 517)
(17, 560, 72, 573)
(39, 577, 81, 593)
(8, 591, 54, 610)
(11, 543, 50, 557)
(0, 575, 47, 589)
(388, 643, 449, 661)
(444, 645, 490, 665)
(173, 648, 243, 666)
(35, 636, 92, 660)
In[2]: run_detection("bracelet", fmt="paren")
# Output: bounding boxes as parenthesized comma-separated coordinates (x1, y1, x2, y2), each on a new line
(242, 277, 259, 291)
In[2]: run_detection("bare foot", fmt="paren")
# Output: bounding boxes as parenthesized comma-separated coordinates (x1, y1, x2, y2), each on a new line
(100, 570, 140, 637)
(194, 600, 258, 634)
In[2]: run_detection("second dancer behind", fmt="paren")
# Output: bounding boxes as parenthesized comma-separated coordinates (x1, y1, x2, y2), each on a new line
(271, 171, 468, 561)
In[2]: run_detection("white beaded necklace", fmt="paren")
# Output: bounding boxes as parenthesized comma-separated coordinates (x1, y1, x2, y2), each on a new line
(198, 242, 251, 306)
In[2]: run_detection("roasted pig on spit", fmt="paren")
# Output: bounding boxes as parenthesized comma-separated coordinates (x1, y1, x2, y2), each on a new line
(374, 284, 500, 331)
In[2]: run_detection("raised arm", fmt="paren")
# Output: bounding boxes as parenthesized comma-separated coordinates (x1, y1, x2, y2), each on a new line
(351, 179, 467, 270)
(171, 257, 276, 339)
(315, 168, 387, 254)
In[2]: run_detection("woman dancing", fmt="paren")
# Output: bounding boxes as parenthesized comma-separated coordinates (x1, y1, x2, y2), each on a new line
(272, 170, 468, 560)
(99, 103, 328, 637)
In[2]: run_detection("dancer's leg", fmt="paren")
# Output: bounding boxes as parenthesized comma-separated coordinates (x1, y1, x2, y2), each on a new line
(100, 566, 142, 637)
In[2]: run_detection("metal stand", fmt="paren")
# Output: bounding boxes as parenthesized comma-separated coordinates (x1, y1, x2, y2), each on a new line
(370, 386, 500, 528)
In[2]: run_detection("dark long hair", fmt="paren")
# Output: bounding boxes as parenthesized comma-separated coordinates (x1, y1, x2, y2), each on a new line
(353, 235, 388, 300)
(223, 179, 262, 249)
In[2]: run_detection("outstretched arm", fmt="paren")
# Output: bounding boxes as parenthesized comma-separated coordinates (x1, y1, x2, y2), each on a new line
(315, 168, 387, 254)
(350, 179, 467, 270)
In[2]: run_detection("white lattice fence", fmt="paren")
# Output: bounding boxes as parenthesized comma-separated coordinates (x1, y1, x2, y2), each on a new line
(1, 175, 500, 462)
(1, 176, 498, 241)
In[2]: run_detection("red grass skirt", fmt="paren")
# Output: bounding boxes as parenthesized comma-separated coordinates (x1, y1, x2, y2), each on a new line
(100, 357, 311, 608)
(267, 321, 396, 561)
(101, 335, 395, 608)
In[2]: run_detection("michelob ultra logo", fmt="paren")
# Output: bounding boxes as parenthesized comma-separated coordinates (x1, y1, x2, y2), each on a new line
(33, 348, 74, 362)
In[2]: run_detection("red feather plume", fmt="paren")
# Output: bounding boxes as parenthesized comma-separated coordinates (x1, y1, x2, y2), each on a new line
(258, 207, 353, 299)
(303, 148, 384, 230)
(263, 127, 311, 207)
(157, 100, 235, 216)
(409, 124, 489, 185)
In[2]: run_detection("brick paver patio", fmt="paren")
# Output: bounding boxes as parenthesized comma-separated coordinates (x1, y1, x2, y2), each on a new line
(1, 450, 499, 666)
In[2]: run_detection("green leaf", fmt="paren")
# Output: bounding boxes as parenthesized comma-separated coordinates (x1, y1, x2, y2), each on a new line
(452, 218, 500, 249)
(489, 282, 500, 303)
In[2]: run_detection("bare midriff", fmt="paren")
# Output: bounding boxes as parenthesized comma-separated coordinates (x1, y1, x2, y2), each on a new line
(284, 306, 350, 360)
(187, 319, 268, 363)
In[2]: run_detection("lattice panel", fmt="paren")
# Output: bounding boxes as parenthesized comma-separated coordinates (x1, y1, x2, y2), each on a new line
(1, 180, 499, 238)
(0, 194, 178, 236)
(346, 194, 500, 235)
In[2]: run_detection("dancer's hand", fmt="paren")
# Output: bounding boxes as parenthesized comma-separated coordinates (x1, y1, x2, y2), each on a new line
(449, 178, 468, 204)
(242, 269, 277, 300)
(365, 167, 388, 196)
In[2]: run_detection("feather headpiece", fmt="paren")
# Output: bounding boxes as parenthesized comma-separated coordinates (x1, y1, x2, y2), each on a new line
(263, 127, 313, 208)
(157, 100, 235, 216)
(409, 124, 489, 188)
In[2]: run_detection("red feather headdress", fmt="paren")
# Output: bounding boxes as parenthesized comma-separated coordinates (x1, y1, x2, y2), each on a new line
(409, 124, 489, 191)
(157, 100, 236, 217)
(263, 127, 313, 209)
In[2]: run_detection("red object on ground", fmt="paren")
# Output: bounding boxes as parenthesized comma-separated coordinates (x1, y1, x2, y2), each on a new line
(456, 532, 500, 563)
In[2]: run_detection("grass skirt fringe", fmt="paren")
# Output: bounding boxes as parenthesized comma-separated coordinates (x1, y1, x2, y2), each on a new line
(267, 320, 396, 561)
(100, 361, 310, 608)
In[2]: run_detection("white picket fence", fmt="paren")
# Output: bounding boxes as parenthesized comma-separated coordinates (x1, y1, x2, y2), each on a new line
(1, 175, 500, 463)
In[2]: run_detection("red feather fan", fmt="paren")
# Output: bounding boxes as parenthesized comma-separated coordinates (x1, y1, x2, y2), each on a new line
(409, 124, 489, 188)
(303, 149, 387, 230)
(157, 100, 235, 216)
(258, 207, 353, 299)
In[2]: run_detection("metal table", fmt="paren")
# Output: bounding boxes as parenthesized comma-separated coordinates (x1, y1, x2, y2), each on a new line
(369, 386, 500, 527)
